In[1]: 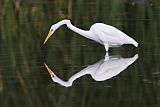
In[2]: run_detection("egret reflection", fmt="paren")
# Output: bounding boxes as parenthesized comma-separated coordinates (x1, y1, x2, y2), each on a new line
(44, 54, 138, 87)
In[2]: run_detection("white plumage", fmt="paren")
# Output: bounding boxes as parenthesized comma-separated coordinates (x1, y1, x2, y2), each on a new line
(44, 19, 138, 51)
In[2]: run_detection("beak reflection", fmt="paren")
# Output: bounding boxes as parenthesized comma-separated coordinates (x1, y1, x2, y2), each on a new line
(44, 63, 54, 77)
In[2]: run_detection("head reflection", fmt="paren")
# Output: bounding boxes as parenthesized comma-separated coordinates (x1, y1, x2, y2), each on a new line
(44, 54, 138, 87)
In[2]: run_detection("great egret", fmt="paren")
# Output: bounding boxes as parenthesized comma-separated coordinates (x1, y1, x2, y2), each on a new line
(44, 54, 138, 87)
(44, 20, 138, 51)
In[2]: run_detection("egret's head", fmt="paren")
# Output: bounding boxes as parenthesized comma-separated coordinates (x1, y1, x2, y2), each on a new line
(44, 25, 57, 44)
(44, 20, 71, 44)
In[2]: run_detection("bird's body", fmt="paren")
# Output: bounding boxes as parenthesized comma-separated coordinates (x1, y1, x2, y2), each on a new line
(89, 23, 138, 47)
(44, 20, 138, 51)
(43, 20, 139, 87)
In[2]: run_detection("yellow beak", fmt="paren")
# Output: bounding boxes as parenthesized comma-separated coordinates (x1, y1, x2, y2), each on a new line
(44, 63, 54, 77)
(44, 30, 54, 44)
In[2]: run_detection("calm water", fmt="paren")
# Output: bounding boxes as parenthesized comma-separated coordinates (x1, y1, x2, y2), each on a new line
(0, 0, 160, 107)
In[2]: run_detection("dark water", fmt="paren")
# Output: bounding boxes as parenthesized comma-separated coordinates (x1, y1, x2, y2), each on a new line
(0, 0, 160, 107)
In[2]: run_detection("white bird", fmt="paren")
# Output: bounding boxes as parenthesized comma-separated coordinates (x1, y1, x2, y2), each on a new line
(44, 20, 138, 51)
(44, 54, 138, 87)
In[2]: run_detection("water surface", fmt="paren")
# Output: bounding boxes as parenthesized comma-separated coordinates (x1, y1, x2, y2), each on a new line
(0, 0, 160, 107)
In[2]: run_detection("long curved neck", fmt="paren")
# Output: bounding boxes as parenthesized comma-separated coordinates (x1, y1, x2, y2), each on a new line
(66, 22, 92, 39)
(54, 20, 93, 40)
(55, 20, 67, 29)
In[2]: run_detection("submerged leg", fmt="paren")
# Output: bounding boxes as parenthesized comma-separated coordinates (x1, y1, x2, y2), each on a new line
(104, 52, 109, 61)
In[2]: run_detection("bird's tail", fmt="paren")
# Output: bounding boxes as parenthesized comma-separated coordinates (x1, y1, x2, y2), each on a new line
(126, 37, 138, 47)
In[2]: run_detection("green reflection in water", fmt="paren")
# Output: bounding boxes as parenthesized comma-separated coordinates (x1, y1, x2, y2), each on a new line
(0, 0, 160, 107)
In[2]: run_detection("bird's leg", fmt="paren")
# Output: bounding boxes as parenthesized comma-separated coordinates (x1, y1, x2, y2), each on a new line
(104, 43, 109, 52)
(104, 43, 109, 61)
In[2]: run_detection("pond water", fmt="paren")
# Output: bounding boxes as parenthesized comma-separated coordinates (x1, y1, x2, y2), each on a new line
(0, 0, 160, 107)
